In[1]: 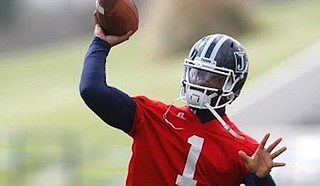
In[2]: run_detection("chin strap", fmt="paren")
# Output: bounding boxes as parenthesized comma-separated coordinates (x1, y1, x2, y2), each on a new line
(204, 103, 244, 140)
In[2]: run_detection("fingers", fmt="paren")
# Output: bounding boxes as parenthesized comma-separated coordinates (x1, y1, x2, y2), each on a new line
(119, 30, 134, 41)
(93, 23, 133, 46)
(93, 10, 99, 24)
(104, 30, 134, 46)
(273, 162, 286, 167)
(94, 24, 101, 32)
(261, 133, 287, 168)
(258, 133, 270, 149)
(94, 24, 106, 40)
(126, 30, 134, 37)
(263, 134, 287, 159)
(261, 133, 286, 154)
(238, 150, 250, 164)
(266, 137, 282, 152)
(271, 145, 287, 168)
(271, 146, 287, 159)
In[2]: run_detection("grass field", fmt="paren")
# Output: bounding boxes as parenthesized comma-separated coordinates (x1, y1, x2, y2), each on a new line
(1, 1, 320, 185)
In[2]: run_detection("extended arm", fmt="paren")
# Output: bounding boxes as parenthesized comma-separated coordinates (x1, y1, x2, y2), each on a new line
(79, 25, 135, 133)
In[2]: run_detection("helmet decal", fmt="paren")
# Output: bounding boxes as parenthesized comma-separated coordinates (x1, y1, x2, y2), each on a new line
(234, 51, 248, 73)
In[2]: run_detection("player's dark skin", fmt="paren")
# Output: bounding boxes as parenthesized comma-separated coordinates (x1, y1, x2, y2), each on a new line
(93, 24, 287, 182)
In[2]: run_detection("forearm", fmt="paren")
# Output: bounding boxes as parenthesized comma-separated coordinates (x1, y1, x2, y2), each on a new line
(79, 37, 136, 132)
(80, 37, 110, 90)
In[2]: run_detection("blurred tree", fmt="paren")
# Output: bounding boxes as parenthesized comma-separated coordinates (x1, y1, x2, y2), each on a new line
(146, 0, 259, 57)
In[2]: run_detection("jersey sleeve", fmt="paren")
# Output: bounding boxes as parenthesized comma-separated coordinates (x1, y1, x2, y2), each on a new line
(243, 172, 276, 186)
(128, 96, 166, 137)
(79, 37, 136, 133)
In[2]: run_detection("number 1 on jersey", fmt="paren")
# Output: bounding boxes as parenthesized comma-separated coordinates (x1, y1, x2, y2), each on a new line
(176, 135, 204, 186)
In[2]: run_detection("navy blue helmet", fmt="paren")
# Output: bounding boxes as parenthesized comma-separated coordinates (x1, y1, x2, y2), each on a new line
(181, 34, 249, 109)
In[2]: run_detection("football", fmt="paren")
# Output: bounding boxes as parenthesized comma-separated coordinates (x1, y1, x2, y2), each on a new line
(94, 0, 139, 36)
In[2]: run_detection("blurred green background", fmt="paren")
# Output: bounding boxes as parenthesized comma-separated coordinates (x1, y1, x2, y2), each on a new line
(0, 0, 319, 185)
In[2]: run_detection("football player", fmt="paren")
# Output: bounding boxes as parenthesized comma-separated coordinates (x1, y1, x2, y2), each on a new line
(79, 24, 287, 186)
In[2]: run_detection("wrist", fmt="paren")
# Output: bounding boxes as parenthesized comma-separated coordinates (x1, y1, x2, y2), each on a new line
(93, 37, 111, 49)
(253, 173, 275, 185)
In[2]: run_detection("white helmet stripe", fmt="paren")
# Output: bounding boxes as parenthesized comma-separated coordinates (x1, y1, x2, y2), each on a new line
(204, 34, 224, 58)
(209, 36, 230, 61)
(188, 40, 200, 58)
(199, 35, 218, 58)
(188, 36, 210, 59)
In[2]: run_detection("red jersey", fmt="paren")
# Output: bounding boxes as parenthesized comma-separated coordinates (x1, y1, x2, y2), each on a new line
(127, 96, 258, 186)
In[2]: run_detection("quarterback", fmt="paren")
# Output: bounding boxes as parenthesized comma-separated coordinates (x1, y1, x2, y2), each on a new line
(80, 24, 287, 186)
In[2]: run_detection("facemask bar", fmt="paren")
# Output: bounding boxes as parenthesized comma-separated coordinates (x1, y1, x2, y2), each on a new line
(181, 58, 239, 109)
(183, 59, 238, 92)
(182, 82, 232, 109)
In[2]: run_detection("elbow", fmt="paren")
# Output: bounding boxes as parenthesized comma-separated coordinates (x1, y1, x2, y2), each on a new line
(79, 81, 108, 105)
(79, 83, 96, 103)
